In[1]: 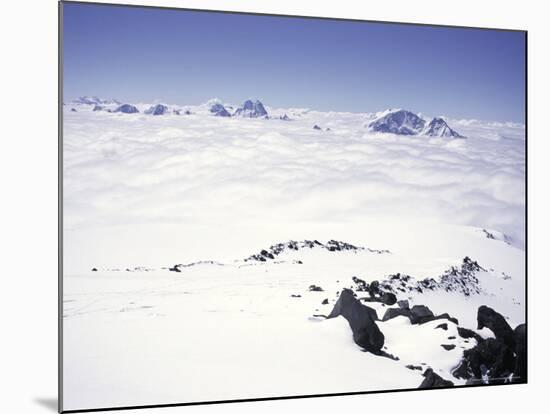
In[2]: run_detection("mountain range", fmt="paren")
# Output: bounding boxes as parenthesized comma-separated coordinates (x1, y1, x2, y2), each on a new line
(69, 96, 466, 137)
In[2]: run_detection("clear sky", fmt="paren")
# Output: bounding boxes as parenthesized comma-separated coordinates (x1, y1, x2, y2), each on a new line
(62, 2, 526, 123)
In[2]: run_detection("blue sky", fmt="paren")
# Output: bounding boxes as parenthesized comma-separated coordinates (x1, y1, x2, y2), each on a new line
(63, 2, 526, 122)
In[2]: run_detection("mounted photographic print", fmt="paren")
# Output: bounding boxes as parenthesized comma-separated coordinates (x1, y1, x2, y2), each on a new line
(60, 1, 527, 412)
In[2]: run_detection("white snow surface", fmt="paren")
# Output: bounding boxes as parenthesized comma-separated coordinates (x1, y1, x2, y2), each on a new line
(62, 101, 525, 411)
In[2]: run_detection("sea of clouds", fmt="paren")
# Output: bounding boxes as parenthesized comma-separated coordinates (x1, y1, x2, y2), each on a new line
(63, 105, 525, 271)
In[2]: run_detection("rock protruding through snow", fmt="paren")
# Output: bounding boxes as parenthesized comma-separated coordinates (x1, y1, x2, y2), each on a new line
(327, 289, 386, 355)
(452, 306, 526, 384)
(243, 239, 390, 263)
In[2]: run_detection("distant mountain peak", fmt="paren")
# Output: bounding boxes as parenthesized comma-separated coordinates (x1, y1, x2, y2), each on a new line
(114, 104, 139, 114)
(234, 99, 268, 118)
(145, 104, 169, 116)
(423, 117, 465, 138)
(368, 109, 464, 138)
(209, 101, 231, 117)
(368, 109, 426, 135)
(74, 96, 119, 105)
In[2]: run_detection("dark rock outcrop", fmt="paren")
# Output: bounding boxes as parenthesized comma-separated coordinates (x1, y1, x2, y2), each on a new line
(453, 306, 526, 384)
(382, 304, 458, 326)
(244, 239, 388, 263)
(419, 368, 454, 388)
(327, 289, 385, 354)
(457, 327, 483, 343)
(477, 305, 515, 347)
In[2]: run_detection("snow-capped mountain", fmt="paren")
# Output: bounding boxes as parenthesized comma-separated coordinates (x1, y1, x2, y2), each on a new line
(423, 117, 465, 138)
(368, 109, 465, 138)
(73, 96, 120, 105)
(145, 104, 169, 116)
(209, 101, 231, 117)
(114, 104, 139, 114)
(369, 109, 426, 135)
(234, 99, 268, 118)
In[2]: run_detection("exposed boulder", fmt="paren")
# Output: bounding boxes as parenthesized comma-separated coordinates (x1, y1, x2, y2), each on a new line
(453, 306, 524, 384)
(382, 304, 458, 325)
(457, 327, 483, 343)
(308, 285, 324, 292)
(419, 368, 454, 388)
(409, 305, 434, 324)
(453, 337, 515, 383)
(327, 289, 385, 354)
(477, 305, 515, 347)
(362, 291, 397, 306)
(382, 307, 411, 322)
